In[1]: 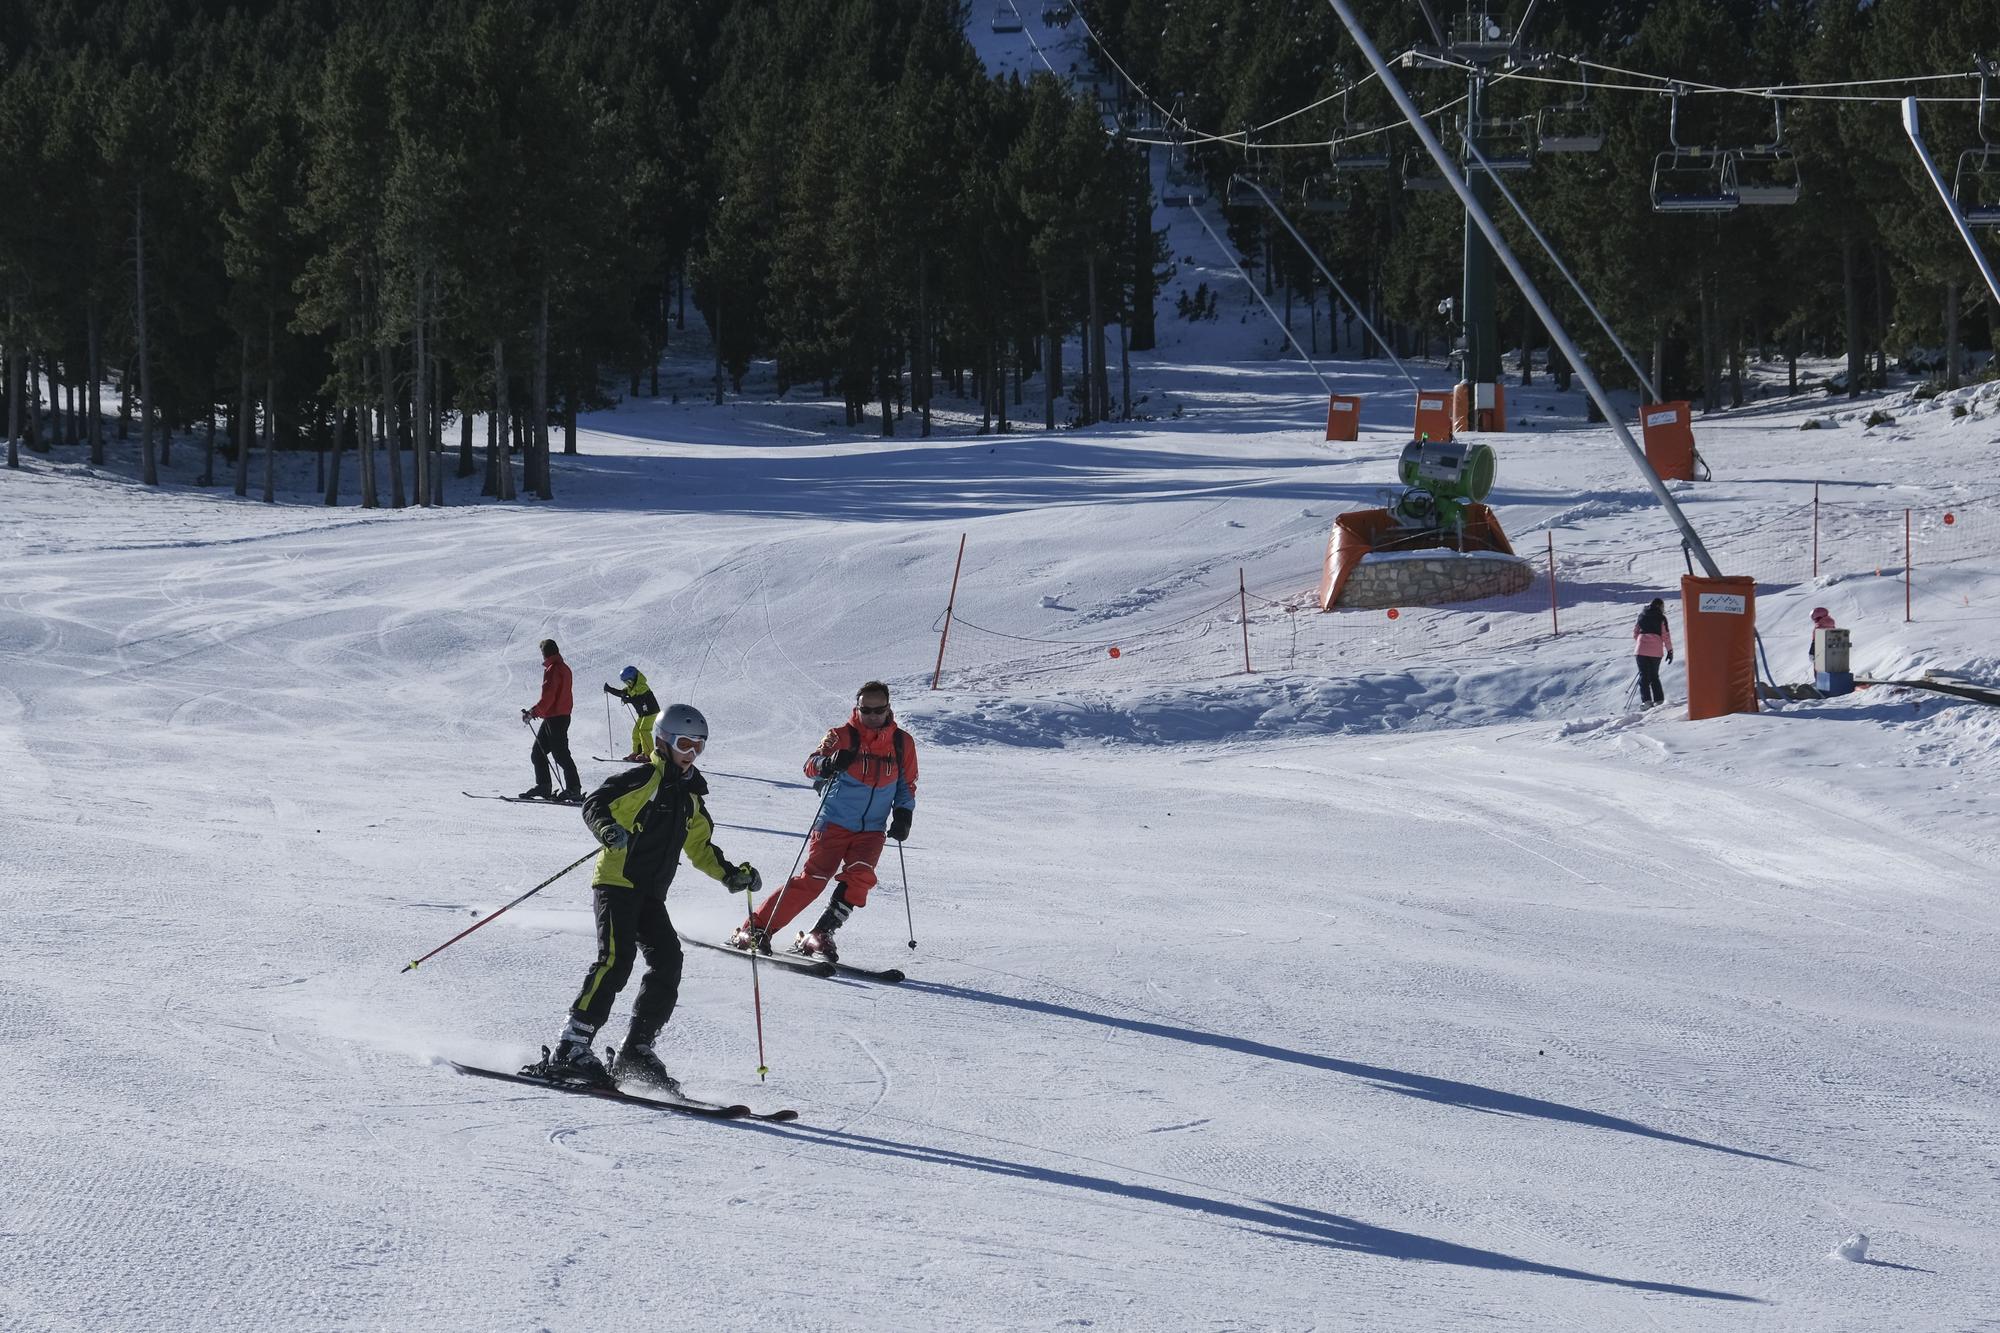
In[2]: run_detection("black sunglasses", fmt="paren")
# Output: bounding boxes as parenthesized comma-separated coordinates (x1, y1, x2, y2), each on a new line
(857, 703, 891, 715)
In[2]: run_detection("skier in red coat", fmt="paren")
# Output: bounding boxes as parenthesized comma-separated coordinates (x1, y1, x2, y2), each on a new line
(520, 638, 582, 802)
(729, 680, 917, 963)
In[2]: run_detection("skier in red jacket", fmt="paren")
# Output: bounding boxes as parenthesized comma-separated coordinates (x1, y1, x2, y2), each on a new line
(520, 638, 583, 802)
(729, 680, 917, 962)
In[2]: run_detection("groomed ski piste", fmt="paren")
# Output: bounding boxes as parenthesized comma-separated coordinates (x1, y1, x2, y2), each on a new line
(8, 38, 2000, 1333)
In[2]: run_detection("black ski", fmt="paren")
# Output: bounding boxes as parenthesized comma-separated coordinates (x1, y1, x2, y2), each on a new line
(447, 1060, 797, 1122)
(462, 791, 582, 805)
(680, 933, 905, 984)
(591, 756, 649, 765)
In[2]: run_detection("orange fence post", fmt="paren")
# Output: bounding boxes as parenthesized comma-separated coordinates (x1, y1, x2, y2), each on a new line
(1546, 530, 1558, 636)
(1905, 508, 1912, 623)
(1239, 568, 1253, 673)
(931, 533, 967, 690)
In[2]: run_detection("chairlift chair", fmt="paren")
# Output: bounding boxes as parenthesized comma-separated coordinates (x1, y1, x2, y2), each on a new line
(1651, 85, 1739, 214)
(1467, 115, 1535, 172)
(1301, 174, 1351, 214)
(990, 1, 1023, 33)
(1402, 148, 1450, 193)
(1953, 58, 2000, 227)
(1329, 89, 1392, 170)
(1161, 147, 1205, 208)
(1954, 146, 2000, 227)
(1537, 71, 1605, 153)
(1725, 99, 1801, 205)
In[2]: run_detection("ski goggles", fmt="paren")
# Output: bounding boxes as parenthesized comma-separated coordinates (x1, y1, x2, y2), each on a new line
(669, 734, 706, 756)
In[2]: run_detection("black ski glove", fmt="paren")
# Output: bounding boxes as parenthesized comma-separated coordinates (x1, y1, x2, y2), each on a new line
(722, 863, 763, 895)
(889, 807, 912, 842)
(599, 825, 629, 851)
(603, 682, 619, 696)
(1665, 650, 1675, 664)
(824, 748, 857, 775)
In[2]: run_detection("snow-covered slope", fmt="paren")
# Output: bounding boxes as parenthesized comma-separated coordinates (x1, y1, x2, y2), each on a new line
(5, 310, 1999, 1331)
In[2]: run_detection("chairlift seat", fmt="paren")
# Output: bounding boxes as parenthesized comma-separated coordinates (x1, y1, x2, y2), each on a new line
(1652, 150, 1739, 214)
(1953, 147, 2000, 228)
(1536, 107, 1604, 154)
(1726, 148, 1800, 206)
(990, 3, 1023, 33)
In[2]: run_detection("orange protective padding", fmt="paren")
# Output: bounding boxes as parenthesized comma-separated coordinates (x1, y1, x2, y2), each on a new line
(1316, 504, 1517, 610)
(1450, 381, 1508, 433)
(1413, 392, 1455, 442)
(1680, 574, 1759, 720)
(1324, 394, 1363, 442)
(1642, 401, 1695, 481)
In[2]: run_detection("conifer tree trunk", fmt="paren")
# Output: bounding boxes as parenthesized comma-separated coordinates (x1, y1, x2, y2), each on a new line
(234, 338, 249, 496)
(493, 338, 515, 501)
(1841, 231, 1863, 400)
(532, 286, 551, 499)
(918, 249, 932, 438)
(382, 338, 404, 509)
(118, 357, 130, 438)
(412, 279, 429, 508)
(1090, 256, 1108, 426)
(264, 315, 278, 503)
(1041, 276, 1055, 432)
(87, 301, 104, 466)
(5, 301, 19, 468)
(357, 348, 379, 509)
(1943, 284, 1961, 389)
(135, 183, 157, 486)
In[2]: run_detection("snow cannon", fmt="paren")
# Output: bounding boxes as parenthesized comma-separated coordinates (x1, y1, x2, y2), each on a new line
(1393, 439, 1496, 531)
(1316, 440, 1527, 611)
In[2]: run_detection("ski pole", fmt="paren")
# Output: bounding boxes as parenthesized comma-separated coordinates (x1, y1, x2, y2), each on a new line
(605, 692, 614, 755)
(896, 838, 916, 951)
(742, 878, 770, 1080)
(757, 777, 835, 947)
(401, 848, 596, 972)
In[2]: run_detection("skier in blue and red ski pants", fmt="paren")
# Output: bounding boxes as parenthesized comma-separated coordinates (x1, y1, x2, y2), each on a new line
(730, 681, 917, 963)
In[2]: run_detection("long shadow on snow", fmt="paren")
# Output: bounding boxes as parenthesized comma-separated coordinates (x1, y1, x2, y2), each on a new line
(741, 1121, 1757, 1302)
(901, 980, 1794, 1167)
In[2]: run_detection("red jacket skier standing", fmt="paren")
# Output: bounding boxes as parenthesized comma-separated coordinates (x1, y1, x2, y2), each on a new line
(730, 680, 917, 963)
(521, 638, 583, 802)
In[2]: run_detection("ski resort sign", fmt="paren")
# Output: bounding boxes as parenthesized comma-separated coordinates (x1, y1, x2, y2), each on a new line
(1698, 592, 1747, 615)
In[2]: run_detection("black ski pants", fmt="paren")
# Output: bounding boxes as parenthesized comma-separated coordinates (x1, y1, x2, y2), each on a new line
(532, 715, 582, 794)
(1635, 654, 1665, 706)
(569, 887, 683, 1046)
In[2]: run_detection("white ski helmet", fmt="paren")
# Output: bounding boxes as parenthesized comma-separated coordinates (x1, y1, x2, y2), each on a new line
(654, 702, 709, 749)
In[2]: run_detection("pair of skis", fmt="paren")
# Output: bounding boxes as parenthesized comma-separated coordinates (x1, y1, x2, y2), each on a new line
(462, 791, 581, 806)
(679, 932, 906, 984)
(449, 1058, 797, 1122)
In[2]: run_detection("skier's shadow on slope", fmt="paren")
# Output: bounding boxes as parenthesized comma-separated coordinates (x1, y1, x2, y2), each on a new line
(900, 981, 1795, 1167)
(742, 1121, 1757, 1303)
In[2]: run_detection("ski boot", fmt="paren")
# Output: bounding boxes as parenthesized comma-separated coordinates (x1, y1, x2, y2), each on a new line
(517, 786, 553, 801)
(525, 1039, 612, 1088)
(612, 1043, 684, 1098)
(553, 788, 585, 805)
(792, 888, 853, 963)
(727, 923, 772, 955)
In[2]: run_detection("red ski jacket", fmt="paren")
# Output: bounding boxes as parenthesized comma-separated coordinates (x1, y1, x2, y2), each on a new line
(530, 654, 574, 718)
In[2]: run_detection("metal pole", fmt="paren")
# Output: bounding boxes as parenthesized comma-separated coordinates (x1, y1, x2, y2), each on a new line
(1229, 176, 1418, 392)
(1239, 567, 1253, 672)
(1323, 0, 1724, 579)
(1187, 204, 1334, 395)
(931, 533, 966, 690)
(1901, 98, 2000, 307)
(1466, 141, 1661, 402)
(1546, 530, 1558, 636)
(1906, 507, 1912, 623)
(1812, 483, 1819, 578)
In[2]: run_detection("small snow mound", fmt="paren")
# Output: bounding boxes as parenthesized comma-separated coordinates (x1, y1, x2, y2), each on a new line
(1829, 1233, 1870, 1263)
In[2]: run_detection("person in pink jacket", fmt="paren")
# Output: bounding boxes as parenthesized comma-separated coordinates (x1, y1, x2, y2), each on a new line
(1633, 598, 1673, 707)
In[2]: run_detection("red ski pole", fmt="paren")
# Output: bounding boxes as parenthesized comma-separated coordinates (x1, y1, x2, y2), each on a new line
(401, 848, 596, 972)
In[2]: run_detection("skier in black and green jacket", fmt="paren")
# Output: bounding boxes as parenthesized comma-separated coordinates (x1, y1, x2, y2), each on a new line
(531, 702, 763, 1091)
(602, 665, 660, 762)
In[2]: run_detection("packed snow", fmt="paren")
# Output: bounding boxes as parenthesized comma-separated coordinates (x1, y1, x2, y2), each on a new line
(4, 22, 1999, 1324)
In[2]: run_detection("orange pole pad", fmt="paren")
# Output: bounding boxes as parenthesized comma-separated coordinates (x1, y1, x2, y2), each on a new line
(1642, 401, 1696, 482)
(1324, 395, 1362, 442)
(1680, 574, 1759, 720)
